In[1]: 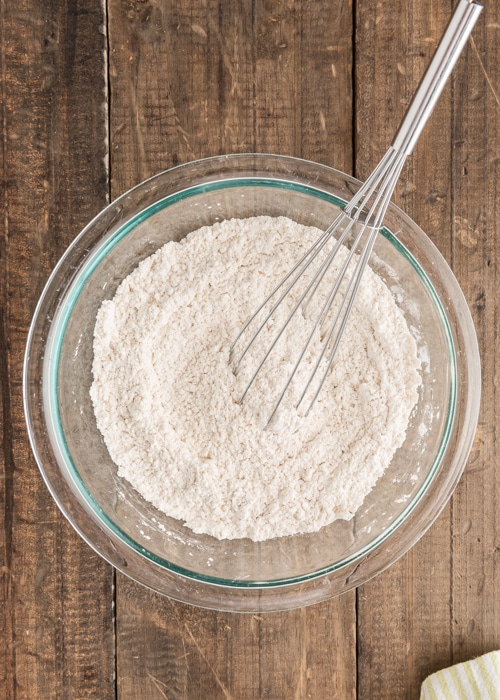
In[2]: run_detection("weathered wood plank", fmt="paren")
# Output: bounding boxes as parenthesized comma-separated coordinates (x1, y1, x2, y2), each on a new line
(108, 1, 356, 698)
(449, 2, 500, 665)
(254, 0, 353, 170)
(117, 578, 357, 700)
(0, 0, 114, 698)
(355, 0, 459, 697)
(108, 0, 256, 194)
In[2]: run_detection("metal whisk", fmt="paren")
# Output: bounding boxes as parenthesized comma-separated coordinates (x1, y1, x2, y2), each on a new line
(230, 0, 482, 427)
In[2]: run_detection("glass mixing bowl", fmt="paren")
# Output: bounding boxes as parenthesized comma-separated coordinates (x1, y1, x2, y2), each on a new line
(24, 154, 480, 612)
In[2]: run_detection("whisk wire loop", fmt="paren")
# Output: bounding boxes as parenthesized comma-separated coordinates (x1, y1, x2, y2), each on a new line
(230, 0, 482, 426)
(236, 213, 351, 405)
(298, 153, 409, 418)
(295, 149, 407, 415)
(229, 212, 342, 369)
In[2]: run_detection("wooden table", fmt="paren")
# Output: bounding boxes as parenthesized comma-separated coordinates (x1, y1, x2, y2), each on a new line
(1, 0, 499, 697)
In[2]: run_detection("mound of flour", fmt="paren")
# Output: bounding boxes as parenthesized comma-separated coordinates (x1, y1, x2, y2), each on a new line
(90, 216, 421, 541)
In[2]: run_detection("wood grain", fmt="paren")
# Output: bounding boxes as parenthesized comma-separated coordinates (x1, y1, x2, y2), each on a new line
(253, 0, 353, 169)
(116, 577, 357, 700)
(0, 1, 114, 698)
(449, 0, 500, 665)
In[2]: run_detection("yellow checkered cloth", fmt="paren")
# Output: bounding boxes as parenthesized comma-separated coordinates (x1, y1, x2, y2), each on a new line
(421, 652, 500, 699)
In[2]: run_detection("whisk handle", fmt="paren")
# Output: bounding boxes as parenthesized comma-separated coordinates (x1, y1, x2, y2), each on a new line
(391, 0, 482, 156)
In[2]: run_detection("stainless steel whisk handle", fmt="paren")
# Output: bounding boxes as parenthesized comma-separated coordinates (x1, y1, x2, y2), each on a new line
(391, 0, 482, 157)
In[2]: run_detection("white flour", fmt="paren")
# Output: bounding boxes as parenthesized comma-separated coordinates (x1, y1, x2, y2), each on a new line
(90, 216, 421, 541)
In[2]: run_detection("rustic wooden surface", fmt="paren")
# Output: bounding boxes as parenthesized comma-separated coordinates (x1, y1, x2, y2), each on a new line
(1, 0, 498, 697)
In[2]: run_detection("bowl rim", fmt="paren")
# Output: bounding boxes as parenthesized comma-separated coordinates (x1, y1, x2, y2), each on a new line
(23, 153, 481, 605)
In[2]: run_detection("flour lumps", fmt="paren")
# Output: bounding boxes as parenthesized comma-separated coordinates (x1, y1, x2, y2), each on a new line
(90, 216, 422, 541)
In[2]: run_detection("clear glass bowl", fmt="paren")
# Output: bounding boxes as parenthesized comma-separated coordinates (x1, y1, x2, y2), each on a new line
(23, 154, 481, 612)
